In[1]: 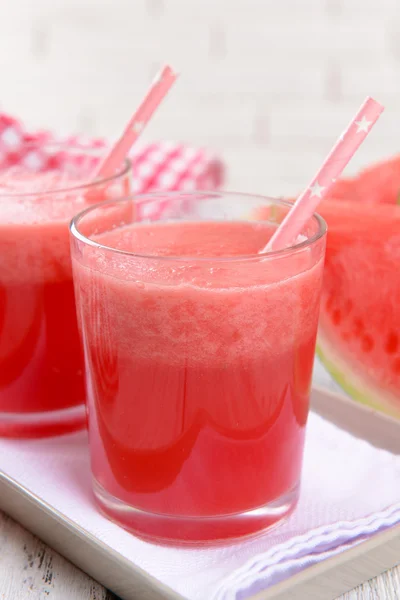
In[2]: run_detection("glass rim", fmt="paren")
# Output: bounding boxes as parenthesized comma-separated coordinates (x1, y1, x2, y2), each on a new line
(0, 142, 132, 198)
(70, 191, 327, 262)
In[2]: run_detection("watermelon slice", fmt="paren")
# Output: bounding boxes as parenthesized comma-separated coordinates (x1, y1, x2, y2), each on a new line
(317, 199, 400, 418)
(252, 160, 400, 417)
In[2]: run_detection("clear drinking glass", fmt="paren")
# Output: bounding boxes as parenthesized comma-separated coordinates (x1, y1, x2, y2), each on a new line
(0, 144, 132, 437)
(70, 191, 326, 544)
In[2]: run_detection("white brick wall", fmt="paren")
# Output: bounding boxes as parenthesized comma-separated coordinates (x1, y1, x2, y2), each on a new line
(0, 0, 399, 196)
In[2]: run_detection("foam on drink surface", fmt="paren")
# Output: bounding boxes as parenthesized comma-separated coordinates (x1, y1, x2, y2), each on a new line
(74, 221, 324, 364)
(0, 167, 95, 283)
(0, 167, 89, 224)
(82, 221, 317, 288)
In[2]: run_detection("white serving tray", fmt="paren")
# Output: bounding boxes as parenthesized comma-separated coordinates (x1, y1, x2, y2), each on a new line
(0, 386, 399, 600)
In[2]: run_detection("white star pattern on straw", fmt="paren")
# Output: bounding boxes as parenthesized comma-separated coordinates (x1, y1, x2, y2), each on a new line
(355, 116, 372, 133)
(264, 97, 384, 253)
(132, 122, 144, 134)
(309, 181, 325, 198)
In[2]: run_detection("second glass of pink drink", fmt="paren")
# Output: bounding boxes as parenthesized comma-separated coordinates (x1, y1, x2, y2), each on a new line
(0, 144, 132, 437)
(70, 191, 326, 543)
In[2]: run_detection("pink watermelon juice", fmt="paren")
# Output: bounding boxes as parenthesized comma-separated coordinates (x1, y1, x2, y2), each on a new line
(0, 158, 131, 438)
(71, 193, 326, 542)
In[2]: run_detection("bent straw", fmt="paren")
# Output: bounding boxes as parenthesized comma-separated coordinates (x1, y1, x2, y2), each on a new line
(94, 65, 178, 179)
(264, 96, 384, 252)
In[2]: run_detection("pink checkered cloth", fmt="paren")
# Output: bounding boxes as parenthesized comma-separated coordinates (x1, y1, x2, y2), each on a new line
(0, 113, 224, 193)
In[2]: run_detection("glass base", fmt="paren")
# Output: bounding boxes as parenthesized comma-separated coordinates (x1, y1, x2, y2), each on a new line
(0, 404, 86, 438)
(93, 478, 300, 546)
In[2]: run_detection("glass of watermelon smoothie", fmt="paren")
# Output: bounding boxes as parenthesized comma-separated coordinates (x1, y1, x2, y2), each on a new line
(0, 145, 132, 438)
(70, 191, 326, 544)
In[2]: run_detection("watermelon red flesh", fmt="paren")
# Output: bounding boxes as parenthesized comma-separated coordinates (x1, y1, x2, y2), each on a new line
(328, 155, 400, 205)
(317, 199, 400, 417)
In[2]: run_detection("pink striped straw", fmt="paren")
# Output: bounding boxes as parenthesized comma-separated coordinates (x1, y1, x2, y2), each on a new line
(264, 96, 384, 252)
(94, 65, 178, 179)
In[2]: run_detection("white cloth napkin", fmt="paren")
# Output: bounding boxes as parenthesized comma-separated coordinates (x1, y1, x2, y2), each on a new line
(0, 371, 399, 600)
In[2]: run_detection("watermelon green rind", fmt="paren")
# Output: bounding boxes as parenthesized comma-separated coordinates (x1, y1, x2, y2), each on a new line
(317, 335, 400, 420)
